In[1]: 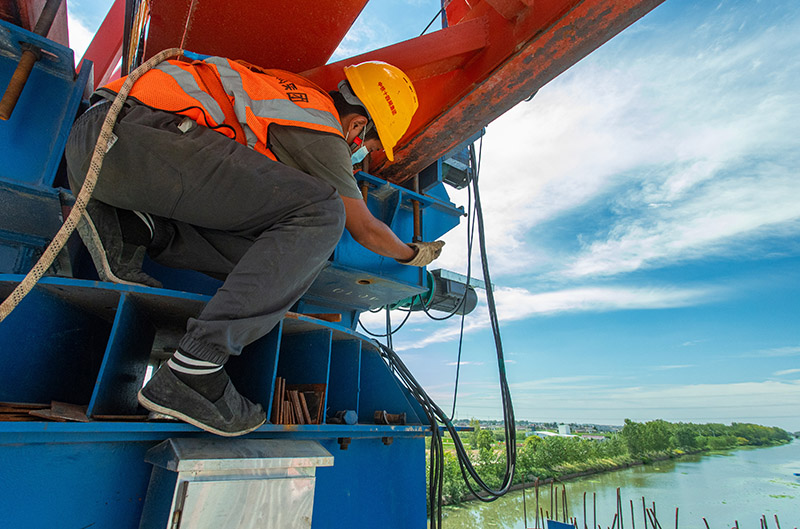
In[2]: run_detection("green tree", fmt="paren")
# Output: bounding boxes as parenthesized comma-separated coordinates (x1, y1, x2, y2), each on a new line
(477, 429, 495, 452)
(644, 420, 671, 452)
(469, 418, 481, 449)
(621, 419, 647, 456)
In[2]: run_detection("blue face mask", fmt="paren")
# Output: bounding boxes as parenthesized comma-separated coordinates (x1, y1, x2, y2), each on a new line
(351, 145, 369, 164)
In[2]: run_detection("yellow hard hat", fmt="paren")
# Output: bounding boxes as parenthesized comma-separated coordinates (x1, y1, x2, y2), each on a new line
(343, 61, 418, 162)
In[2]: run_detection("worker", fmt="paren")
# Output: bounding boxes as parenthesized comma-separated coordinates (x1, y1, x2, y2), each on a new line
(64, 55, 444, 436)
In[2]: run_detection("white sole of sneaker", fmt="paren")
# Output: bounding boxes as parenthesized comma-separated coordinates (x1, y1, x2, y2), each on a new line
(137, 390, 266, 437)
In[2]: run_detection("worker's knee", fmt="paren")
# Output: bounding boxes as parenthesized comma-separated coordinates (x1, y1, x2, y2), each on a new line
(315, 192, 346, 240)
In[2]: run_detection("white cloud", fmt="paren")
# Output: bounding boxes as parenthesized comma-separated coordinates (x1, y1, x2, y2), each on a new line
(455, 379, 800, 430)
(751, 346, 800, 358)
(330, 15, 396, 62)
(435, 6, 800, 281)
(774, 368, 800, 376)
(396, 283, 716, 350)
(651, 364, 694, 371)
(66, 6, 95, 65)
(445, 361, 484, 366)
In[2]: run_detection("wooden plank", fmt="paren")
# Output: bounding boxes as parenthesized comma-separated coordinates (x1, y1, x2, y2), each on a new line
(29, 401, 90, 422)
(298, 392, 312, 424)
(0, 401, 49, 410)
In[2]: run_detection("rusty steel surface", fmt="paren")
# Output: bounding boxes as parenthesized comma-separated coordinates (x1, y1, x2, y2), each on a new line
(0, 0, 68, 46)
(144, 0, 368, 72)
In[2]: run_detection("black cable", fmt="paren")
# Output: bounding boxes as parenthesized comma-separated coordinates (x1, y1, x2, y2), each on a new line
(370, 137, 517, 527)
(385, 304, 393, 350)
(357, 303, 413, 337)
(419, 6, 446, 36)
(419, 171, 477, 322)
(448, 143, 481, 417)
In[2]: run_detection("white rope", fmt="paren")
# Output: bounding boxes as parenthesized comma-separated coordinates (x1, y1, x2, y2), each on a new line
(0, 48, 183, 323)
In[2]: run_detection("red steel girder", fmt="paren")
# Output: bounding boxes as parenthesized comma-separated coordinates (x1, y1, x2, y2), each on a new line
(143, 0, 369, 72)
(80, 0, 124, 88)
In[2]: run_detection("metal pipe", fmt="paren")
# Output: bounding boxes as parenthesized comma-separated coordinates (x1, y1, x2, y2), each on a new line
(0, 0, 64, 120)
(33, 0, 63, 36)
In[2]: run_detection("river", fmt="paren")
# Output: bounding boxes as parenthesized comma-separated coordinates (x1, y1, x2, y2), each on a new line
(441, 440, 800, 529)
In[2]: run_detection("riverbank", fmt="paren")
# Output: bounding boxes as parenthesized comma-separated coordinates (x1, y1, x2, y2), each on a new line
(435, 420, 792, 507)
(439, 440, 800, 529)
(455, 447, 709, 504)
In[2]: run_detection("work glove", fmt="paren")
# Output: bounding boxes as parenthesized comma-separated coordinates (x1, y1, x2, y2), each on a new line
(396, 240, 445, 267)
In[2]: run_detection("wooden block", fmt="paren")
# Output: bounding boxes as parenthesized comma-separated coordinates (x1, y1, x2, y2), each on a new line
(284, 311, 342, 323)
(271, 377, 282, 424)
(298, 392, 312, 424)
(0, 413, 40, 421)
(284, 399, 292, 424)
(30, 401, 90, 423)
(92, 415, 149, 421)
(289, 390, 305, 425)
(0, 402, 49, 411)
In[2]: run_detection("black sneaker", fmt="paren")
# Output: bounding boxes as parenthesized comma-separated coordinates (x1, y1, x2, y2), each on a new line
(76, 199, 162, 288)
(138, 366, 266, 437)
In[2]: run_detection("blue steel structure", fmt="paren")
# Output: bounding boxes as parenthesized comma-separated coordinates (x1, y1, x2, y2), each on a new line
(0, 17, 467, 529)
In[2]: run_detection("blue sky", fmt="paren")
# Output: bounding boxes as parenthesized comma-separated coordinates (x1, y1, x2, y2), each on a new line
(66, 0, 800, 430)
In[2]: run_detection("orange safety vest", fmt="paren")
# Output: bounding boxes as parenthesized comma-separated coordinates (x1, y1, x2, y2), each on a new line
(101, 57, 345, 160)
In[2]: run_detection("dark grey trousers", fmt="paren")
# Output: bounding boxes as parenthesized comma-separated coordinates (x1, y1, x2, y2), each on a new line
(65, 102, 345, 364)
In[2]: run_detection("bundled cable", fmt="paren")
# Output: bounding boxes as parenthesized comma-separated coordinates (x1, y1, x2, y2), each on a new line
(374, 140, 516, 528)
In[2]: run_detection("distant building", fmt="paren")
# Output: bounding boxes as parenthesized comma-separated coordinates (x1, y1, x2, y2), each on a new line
(558, 424, 571, 435)
(532, 430, 576, 439)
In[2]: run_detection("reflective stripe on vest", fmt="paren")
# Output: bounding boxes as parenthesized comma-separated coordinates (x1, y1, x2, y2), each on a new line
(203, 57, 259, 148)
(99, 57, 344, 156)
(155, 62, 227, 126)
(204, 57, 343, 139)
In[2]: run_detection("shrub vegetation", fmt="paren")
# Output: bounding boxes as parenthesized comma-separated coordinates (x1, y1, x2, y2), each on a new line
(431, 420, 791, 506)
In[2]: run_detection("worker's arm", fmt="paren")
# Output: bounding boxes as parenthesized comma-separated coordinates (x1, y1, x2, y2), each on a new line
(341, 196, 416, 261)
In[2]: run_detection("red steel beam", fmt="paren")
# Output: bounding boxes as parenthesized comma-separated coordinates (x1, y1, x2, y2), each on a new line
(143, 0, 369, 72)
(80, 0, 124, 89)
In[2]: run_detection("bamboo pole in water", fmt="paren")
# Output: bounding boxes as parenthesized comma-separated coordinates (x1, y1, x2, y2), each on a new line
(555, 485, 559, 521)
(630, 500, 636, 529)
(642, 497, 648, 529)
(522, 477, 528, 529)
(584, 492, 588, 529)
